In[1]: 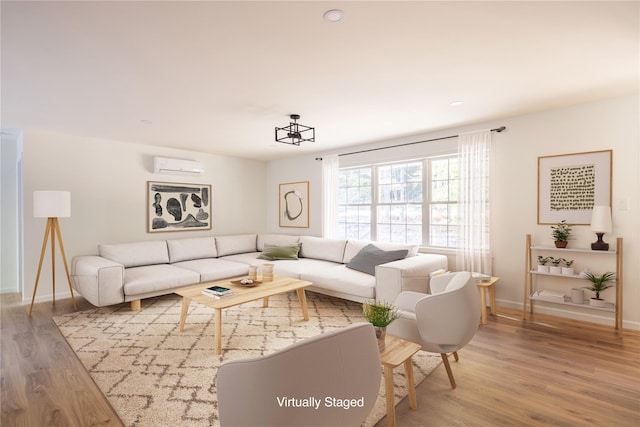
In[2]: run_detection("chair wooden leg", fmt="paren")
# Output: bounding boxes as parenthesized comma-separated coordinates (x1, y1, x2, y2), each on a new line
(453, 351, 459, 362)
(441, 353, 456, 389)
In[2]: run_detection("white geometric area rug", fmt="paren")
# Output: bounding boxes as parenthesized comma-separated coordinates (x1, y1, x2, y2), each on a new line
(54, 292, 441, 427)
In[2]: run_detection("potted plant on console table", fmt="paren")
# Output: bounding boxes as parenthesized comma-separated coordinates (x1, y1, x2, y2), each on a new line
(537, 256, 550, 273)
(548, 257, 563, 275)
(363, 301, 401, 351)
(551, 220, 572, 248)
(583, 271, 615, 307)
(561, 259, 575, 276)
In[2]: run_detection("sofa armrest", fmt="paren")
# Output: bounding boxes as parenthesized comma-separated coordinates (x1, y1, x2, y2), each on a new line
(71, 256, 125, 307)
(374, 254, 448, 305)
(393, 291, 428, 312)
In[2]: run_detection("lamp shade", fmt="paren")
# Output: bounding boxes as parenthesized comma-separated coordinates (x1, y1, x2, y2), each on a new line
(590, 205, 612, 233)
(33, 191, 71, 218)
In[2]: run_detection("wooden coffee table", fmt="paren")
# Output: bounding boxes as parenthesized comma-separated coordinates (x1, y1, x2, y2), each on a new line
(176, 275, 312, 354)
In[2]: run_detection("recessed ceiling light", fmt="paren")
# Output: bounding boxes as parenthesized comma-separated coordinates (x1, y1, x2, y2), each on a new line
(323, 9, 344, 23)
(140, 119, 153, 124)
(450, 101, 464, 107)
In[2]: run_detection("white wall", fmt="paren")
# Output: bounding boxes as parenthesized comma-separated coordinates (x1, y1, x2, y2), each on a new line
(492, 95, 639, 329)
(22, 130, 267, 304)
(266, 155, 323, 236)
(1, 129, 23, 294)
(267, 94, 640, 329)
(265, 129, 460, 237)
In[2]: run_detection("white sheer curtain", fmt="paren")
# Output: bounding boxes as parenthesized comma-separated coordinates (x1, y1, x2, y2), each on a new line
(321, 155, 339, 238)
(456, 130, 493, 275)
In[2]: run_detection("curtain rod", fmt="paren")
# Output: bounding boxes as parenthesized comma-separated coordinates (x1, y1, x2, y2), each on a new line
(315, 126, 506, 160)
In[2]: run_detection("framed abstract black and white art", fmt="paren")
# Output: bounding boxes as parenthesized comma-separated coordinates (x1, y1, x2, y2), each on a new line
(537, 150, 612, 225)
(147, 181, 212, 232)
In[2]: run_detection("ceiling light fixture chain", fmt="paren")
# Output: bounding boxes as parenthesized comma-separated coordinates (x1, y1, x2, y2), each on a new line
(275, 114, 315, 146)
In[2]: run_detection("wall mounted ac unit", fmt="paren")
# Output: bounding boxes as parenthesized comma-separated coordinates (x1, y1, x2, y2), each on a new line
(153, 156, 203, 176)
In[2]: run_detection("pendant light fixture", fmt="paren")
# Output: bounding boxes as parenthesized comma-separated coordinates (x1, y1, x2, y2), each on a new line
(275, 114, 315, 146)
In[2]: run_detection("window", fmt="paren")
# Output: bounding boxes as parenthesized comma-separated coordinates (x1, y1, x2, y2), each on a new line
(376, 161, 423, 244)
(337, 155, 460, 247)
(337, 167, 372, 240)
(428, 156, 459, 247)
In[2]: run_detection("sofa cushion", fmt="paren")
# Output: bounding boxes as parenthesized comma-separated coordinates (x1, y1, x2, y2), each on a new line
(298, 236, 347, 264)
(219, 252, 264, 266)
(257, 243, 302, 261)
(346, 244, 408, 276)
(215, 234, 257, 257)
(99, 241, 169, 268)
(270, 258, 338, 279)
(343, 240, 418, 264)
(302, 265, 376, 300)
(257, 234, 301, 251)
(167, 236, 217, 263)
(218, 254, 338, 280)
(172, 259, 249, 282)
(123, 264, 199, 296)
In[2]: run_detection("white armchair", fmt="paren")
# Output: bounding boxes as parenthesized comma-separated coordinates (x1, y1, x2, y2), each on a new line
(386, 271, 480, 389)
(216, 322, 381, 427)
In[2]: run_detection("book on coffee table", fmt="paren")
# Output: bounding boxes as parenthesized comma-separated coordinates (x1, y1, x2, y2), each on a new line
(202, 285, 234, 297)
(202, 290, 235, 299)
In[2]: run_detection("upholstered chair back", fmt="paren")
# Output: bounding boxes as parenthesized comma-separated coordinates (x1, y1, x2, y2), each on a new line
(217, 322, 381, 427)
(414, 272, 480, 354)
(387, 271, 481, 388)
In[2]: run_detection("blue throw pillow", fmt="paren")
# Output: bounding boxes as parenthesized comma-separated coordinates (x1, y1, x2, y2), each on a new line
(346, 244, 408, 276)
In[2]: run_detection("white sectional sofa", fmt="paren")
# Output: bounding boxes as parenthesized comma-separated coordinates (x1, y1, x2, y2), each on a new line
(70, 233, 448, 310)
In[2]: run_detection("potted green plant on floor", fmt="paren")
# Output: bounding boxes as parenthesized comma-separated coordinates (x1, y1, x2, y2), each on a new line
(363, 301, 401, 351)
(551, 220, 572, 248)
(583, 271, 615, 307)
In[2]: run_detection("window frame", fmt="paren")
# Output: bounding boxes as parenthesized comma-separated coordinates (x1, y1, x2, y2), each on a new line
(337, 153, 460, 248)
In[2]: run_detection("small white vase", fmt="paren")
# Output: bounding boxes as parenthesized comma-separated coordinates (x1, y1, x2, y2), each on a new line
(537, 265, 549, 273)
(570, 288, 584, 304)
(589, 298, 607, 308)
(562, 267, 575, 276)
(549, 266, 562, 275)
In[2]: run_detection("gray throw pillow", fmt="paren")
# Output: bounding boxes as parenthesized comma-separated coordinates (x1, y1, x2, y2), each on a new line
(257, 243, 302, 261)
(346, 244, 408, 276)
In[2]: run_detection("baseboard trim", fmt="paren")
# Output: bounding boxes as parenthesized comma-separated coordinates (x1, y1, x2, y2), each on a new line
(497, 298, 640, 331)
(22, 291, 74, 305)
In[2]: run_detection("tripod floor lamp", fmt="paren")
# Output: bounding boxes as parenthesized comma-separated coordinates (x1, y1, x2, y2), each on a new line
(29, 190, 77, 316)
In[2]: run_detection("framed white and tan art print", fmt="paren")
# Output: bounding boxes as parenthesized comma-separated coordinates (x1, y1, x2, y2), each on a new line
(147, 181, 212, 232)
(537, 150, 612, 225)
(279, 181, 309, 228)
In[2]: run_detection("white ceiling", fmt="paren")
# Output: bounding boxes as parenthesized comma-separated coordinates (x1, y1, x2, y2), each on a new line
(2, 1, 638, 160)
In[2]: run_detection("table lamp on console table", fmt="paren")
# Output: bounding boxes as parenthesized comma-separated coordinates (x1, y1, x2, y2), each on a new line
(590, 205, 613, 251)
(29, 190, 77, 316)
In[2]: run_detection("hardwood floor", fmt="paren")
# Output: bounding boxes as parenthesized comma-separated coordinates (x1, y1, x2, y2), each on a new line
(2, 293, 638, 427)
(1, 294, 122, 427)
